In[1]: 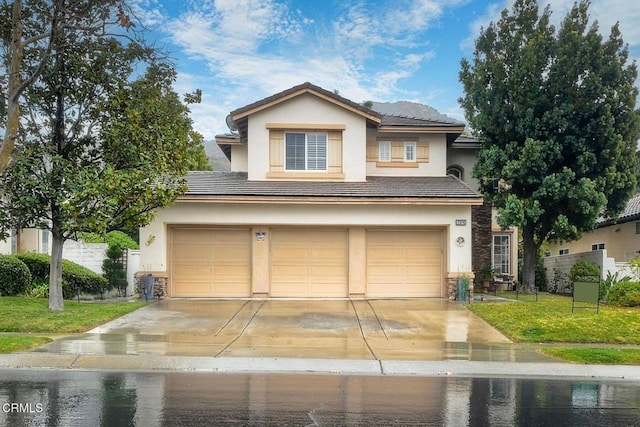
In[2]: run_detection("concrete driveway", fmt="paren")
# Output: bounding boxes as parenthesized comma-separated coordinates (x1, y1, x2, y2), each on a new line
(31, 298, 558, 362)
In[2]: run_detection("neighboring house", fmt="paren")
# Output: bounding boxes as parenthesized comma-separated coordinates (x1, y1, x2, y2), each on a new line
(0, 228, 50, 255)
(546, 192, 640, 262)
(139, 82, 514, 299)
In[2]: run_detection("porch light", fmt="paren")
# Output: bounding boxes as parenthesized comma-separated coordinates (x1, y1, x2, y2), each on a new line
(255, 231, 266, 241)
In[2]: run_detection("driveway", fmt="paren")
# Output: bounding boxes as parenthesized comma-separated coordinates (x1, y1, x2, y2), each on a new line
(32, 298, 554, 362)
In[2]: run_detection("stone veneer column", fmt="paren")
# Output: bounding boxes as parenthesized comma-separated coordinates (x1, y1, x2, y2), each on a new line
(472, 201, 493, 289)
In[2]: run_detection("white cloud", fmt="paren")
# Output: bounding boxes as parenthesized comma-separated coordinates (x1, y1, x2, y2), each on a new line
(462, 1, 640, 52)
(162, 0, 471, 135)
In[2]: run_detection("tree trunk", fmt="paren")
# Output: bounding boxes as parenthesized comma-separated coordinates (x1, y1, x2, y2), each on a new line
(48, 221, 65, 311)
(0, 0, 23, 172)
(522, 223, 539, 291)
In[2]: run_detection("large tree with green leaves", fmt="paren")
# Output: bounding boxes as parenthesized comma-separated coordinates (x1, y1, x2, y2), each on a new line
(0, 7, 205, 310)
(459, 0, 639, 289)
(0, 0, 138, 172)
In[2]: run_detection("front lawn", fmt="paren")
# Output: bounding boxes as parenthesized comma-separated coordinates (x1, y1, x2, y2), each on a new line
(467, 292, 640, 364)
(0, 297, 146, 352)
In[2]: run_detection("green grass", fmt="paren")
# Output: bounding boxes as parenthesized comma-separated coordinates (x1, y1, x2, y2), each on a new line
(467, 292, 640, 364)
(0, 335, 53, 353)
(541, 348, 640, 365)
(0, 297, 146, 353)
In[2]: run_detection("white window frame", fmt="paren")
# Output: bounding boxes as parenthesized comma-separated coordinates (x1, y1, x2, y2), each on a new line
(404, 142, 416, 162)
(591, 243, 605, 251)
(284, 132, 328, 172)
(492, 234, 511, 275)
(559, 248, 569, 255)
(378, 141, 391, 162)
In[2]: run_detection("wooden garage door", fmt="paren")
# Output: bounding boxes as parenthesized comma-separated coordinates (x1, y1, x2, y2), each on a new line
(270, 229, 348, 297)
(366, 230, 443, 298)
(171, 228, 251, 297)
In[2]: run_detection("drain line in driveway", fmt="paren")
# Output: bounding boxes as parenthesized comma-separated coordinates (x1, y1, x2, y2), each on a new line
(366, 300, 389, 340)
(215, 300, 266, 357)
(350, 300, 378, 360)
(214, 300, 250, 336)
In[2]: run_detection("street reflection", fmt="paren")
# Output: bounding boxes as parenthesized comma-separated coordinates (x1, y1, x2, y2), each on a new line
(1, 369, 639, 426)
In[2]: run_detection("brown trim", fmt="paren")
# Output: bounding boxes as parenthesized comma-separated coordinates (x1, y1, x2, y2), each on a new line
(177, 195, 484, 206)
(266, 172, 346, 180)
(231, 84, 381, 124)
(374, 162, 419, 168)
(378, 125, 465, 133)
(266, 123, 346, 130)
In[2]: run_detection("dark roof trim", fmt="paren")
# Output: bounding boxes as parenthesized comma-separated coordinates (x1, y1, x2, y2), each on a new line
(230, 82, 382, 124)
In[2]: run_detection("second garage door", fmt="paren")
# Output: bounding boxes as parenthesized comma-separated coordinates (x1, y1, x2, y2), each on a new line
(270, 229, 348, 297)
(366, 229, 443, 298)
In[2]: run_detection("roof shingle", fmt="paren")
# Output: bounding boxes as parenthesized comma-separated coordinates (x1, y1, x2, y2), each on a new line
(183, 172, 481, 200)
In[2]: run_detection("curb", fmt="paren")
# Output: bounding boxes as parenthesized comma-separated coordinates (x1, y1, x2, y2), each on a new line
(1, 354, 640, 380)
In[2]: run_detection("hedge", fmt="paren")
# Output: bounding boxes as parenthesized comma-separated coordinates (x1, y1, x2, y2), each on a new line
(0, 255, 32, 296)
(13, 253, 108, 299)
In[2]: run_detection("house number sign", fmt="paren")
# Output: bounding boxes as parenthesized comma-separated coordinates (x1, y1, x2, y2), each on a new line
(455, 219, 467, 226)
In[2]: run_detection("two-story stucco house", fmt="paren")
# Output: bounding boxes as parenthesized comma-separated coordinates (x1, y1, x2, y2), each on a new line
(139, 82, 488, 299)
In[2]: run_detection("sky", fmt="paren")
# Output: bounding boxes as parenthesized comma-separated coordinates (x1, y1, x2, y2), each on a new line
(128, 0, 640, 140)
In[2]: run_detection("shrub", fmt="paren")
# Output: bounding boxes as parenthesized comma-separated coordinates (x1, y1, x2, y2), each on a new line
(62, 259, 108, 297)
(569, 260, 600, 282)
(79, 230, 139, 249)
(608, 281, 640, 307)
(0, 255, 32, 296)
(102, 243, 127, 293)
(13, 253, 108, 298)
(14, 253, 50, 280)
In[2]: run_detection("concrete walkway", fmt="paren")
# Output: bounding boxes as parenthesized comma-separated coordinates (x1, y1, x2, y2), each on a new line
(2, 298, 640, 380)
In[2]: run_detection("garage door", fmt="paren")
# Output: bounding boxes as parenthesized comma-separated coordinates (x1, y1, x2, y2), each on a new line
(366, 229, 443, 298)
(270, 229, 348, 297)
(171, 228, 251, 297)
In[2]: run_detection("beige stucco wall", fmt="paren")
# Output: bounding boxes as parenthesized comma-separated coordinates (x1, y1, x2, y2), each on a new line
(245, 93, 368, 181)
(230, 145, 248, 172)
(446, 148, 479, 191)
(366, 132, 448, 177)
(547, 220, 640, 262)
(140, 201, 474, 276)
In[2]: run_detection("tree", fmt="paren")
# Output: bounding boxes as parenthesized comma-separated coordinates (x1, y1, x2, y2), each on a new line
(459, 0, 640, 289)
(0, 30, 201, 310)
(0, 0, 136, 172)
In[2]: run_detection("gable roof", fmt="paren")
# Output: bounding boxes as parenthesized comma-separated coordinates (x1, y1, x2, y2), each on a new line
(230, 82, 382, 123)
(181, 172, 481, 204)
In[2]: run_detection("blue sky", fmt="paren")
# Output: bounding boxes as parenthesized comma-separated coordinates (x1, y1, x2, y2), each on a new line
(129, 0, 640, 140)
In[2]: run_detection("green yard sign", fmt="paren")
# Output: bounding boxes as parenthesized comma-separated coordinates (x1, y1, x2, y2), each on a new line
(572, 281, 600, 314)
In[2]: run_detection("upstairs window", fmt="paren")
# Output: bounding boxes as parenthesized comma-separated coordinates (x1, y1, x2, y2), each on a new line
(404, 142, 416, 162)
(285, 132, 327, 171)
(591, 243, 605, 251)
(378, 141, 391, 162)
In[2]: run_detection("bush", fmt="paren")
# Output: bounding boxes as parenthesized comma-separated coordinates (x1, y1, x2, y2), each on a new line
(79, 230, 139, 249)
(13, 253, 108, 298)
(0, 255, 32, 296)
(569, 260, 600, 282)
(62, 259, 108, 297)
(13, 253, 51, 280)
(608, 281, 640, 307)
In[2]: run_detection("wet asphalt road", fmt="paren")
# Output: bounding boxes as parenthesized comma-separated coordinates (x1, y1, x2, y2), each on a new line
(1, 369, 640, 426)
